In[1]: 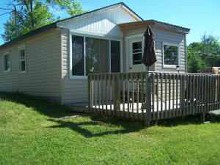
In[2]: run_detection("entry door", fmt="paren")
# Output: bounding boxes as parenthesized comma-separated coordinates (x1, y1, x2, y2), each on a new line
(127, 36, 146, 72)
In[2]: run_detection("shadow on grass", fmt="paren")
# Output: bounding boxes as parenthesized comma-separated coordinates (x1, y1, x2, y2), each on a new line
(153, 113, 220, 127)
(0, 92, 145, 138)
(0, 92, 75, 118)
(48, 117, 144, 138)
(1, 92, 219, 138)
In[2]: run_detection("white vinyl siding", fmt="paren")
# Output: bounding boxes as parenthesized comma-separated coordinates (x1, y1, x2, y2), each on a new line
(154, 29, 185, 72)
(0, 29, 62, 101)
(61, 29, 88, 104)
(123, 27, 186, 73)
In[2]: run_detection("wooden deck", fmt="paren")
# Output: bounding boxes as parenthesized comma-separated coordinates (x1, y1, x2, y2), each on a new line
(88, 72, 220, 124)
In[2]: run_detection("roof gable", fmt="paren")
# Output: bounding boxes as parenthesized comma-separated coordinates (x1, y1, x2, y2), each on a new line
(56, 2, 143, 26)
(56, 2, 143, 38)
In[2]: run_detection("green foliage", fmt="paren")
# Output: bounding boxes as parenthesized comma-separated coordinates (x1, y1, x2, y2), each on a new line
(2, 0, 84, 42)
(187, 35, 220, 73)
(188, 51, 206, 73)
(2, 14, 23, 41)
(47, 0, 84, 15)
(0, 92, 220, 164)
(187, 42, 207, 73)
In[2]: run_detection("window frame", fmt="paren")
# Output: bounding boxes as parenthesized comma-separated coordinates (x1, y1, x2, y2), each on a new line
(69, 33, 122, 79)
(132, 41, 143, 65)
(3, 53, 11, 72)
(19, 48, 27, 73)
(162, 42, 180, 69)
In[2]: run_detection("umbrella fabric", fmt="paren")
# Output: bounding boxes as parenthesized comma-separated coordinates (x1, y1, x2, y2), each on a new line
(142, 26, 157, 67)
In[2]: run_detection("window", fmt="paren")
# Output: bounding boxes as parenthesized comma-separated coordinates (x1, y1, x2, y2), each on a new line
(163, 43, 179, 67)
(72, 36, 84, 75)
(86, 37, 109, 74)
(71, 35, 121, 76)
(132, 41, 142, 65)
(111, 41, 120, 72)
(3, 54, 10, 71)
(19, 49, 26, 72)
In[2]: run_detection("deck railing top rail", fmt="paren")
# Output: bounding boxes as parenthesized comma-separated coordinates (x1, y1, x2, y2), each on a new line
(88, 71, 220, 77)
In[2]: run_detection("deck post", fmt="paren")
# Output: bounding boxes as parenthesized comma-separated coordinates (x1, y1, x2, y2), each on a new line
(201, 112, 206, 123)
(113, 74, 120, 115)
(88, 74, 91, 112)
(145, 72, 152, 126)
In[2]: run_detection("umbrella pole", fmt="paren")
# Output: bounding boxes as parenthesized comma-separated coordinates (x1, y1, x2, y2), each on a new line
(145, 66, 151, 126)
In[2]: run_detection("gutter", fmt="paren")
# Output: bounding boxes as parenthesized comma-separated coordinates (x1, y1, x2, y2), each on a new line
(0, 23, 57, 50)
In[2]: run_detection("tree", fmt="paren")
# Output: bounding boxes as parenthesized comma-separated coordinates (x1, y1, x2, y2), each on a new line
(188, 48, 206, 73)
(46, 0, 84, 15)
(2, 0, 83, 42)
(187, 35, 220, 73)
(2, 9, 24, 41)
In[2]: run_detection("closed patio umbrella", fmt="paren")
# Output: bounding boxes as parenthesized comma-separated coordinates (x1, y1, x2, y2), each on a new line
(142, 26, 156, 126)
(142, 26, 156, 68)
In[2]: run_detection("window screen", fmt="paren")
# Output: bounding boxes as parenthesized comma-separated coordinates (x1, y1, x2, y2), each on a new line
(72, 35, 84, 75)
(86, 37, 109, 74)
(111, 41, 120, 72)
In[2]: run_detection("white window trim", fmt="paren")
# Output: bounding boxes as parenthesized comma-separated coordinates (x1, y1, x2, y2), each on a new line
(69, 32, 123, 79)
(69, 34, 87, 79)
(162, 42, 180, 69)
(3, 53, 11, 72)
(131, 41, 143, 65)
(18, 48, 27, 73)
(129, 37, 143, 67)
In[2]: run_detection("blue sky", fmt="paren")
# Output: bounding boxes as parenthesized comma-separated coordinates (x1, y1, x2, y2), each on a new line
(0, 0, 219, 45)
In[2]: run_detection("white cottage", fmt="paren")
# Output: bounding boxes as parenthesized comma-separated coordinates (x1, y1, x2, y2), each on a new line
(0, 2, 190, 105)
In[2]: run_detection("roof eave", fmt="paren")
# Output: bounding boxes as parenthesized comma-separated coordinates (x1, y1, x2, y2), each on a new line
(119, 20, 190, 34)
(0, 23, 57, 50)
(148, 20, 190, 34)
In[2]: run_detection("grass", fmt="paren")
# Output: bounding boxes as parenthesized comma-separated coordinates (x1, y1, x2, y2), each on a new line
(0, 92, 220, 165)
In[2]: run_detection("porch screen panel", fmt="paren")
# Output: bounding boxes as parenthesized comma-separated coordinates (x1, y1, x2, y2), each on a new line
(72, 35, 84, 75)
(111, 41, 120, 72)
(86, 38, 109, 74)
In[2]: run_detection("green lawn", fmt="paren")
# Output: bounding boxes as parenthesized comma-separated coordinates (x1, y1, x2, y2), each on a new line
(0, 93, 220, 165)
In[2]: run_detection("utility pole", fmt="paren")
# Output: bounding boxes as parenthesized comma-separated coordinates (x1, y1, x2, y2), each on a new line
(13, 5, 18, 37)
(30, 0, 34, 29)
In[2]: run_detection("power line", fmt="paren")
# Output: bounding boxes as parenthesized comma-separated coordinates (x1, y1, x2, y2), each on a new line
(0, 7, 12, 11)
(0, 11, 11, 17)
(6, 3, 24, 7)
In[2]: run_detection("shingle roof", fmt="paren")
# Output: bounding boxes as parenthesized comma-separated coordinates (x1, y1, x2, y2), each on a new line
(0, 2, 143, 49)
(119, 19, 190, 34)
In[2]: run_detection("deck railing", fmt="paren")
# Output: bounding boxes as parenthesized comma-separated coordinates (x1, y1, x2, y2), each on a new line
(88, 72, 220, 124)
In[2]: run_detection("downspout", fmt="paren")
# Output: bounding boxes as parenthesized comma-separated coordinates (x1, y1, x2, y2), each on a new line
(184, 34, 188, 73)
